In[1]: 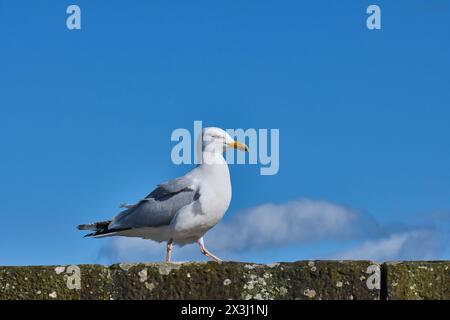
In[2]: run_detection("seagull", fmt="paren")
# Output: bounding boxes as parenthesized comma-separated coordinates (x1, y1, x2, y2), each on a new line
(77, 127, 248, 262)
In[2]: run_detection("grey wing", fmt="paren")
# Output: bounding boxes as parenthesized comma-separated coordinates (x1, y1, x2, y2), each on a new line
(108, 177, 199, 230)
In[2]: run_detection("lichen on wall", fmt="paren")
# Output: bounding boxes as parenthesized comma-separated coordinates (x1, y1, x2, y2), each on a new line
(0, 261, 384, 300)
(5, 260, 450, 300)
(384, 261, 450, 300)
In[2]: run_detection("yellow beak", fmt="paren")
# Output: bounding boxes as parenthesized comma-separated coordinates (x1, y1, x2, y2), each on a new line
(230, 141, 249, 152)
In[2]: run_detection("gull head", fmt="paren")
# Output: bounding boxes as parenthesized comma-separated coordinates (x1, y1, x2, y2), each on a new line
(201, 127, 248, 154)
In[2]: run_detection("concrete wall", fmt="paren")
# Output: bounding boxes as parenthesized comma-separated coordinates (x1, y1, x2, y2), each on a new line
(0, 261, 448, 300)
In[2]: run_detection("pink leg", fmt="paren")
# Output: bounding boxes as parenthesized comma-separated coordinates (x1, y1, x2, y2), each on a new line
(166, 239, 173, 262)
(198, 237, 222, 262)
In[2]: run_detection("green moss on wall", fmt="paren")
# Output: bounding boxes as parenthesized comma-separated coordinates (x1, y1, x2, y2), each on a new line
(384, 261, 450, 300)
(0, 261, 380, 300)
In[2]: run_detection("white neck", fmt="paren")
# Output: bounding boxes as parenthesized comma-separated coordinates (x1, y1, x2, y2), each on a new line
(201, 150, 227, 166)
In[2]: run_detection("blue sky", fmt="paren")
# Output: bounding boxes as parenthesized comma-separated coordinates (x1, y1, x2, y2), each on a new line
(1, 1, 449, 266)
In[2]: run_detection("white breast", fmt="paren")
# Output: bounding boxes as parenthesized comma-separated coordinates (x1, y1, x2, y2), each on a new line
(169, 152, 232, 240)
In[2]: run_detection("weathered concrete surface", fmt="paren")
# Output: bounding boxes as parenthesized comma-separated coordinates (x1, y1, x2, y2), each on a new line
(383, 261, 450, 300)
(0, 261, 380, 300)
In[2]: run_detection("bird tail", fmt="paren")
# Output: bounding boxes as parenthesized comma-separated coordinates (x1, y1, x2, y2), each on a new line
(77, 220, 111, 237)
(77, 220, 131, 238)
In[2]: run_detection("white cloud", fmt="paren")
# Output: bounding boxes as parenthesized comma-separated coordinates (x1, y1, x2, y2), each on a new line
(96, 198, 443, 263)
(334, 229, 441, 261)
(206, 199, 369, 251)
(98, 198, 373, 263)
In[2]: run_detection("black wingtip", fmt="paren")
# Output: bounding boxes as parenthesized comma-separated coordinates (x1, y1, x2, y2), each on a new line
(77, 223, 95, 231)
